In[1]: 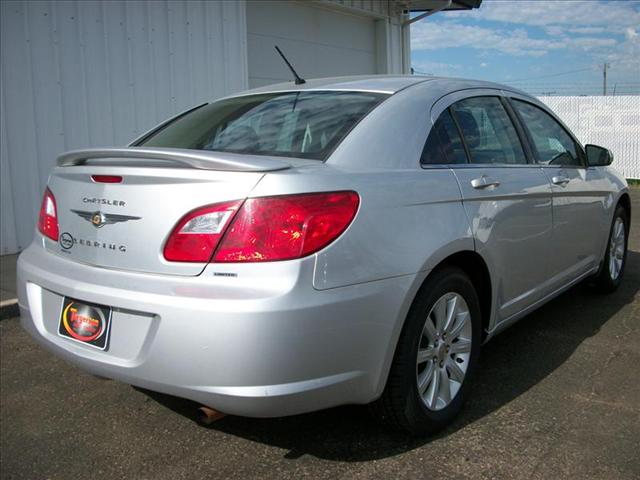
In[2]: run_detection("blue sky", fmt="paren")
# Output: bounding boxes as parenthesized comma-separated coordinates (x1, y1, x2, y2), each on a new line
(410, 0, 640, 96)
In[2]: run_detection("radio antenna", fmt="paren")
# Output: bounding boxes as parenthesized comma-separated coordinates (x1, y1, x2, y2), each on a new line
(274, 45, 306, 85)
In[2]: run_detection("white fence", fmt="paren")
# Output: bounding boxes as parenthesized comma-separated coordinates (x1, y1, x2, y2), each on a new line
(538, 96, 640, 179)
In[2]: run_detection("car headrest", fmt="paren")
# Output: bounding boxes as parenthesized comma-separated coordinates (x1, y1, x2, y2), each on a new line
(455, 110, 481, 149)
(216, 125, 260, 152)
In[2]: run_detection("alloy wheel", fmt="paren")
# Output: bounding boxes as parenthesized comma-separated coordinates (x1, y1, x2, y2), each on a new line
(416, 292, 472, 411)
(609, 217, 625, 280)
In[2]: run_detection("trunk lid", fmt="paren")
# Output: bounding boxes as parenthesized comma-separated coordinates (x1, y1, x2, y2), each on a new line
(46, 148, 293, 276)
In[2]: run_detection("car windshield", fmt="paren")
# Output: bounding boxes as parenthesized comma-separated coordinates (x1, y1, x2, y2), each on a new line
(140, 91, 388, 161)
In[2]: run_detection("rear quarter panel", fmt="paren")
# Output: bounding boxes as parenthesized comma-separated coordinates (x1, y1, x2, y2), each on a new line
(251, 166, 473, 290)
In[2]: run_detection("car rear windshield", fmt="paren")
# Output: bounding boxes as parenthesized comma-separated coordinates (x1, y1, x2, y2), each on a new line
(140, 91, 388, 161)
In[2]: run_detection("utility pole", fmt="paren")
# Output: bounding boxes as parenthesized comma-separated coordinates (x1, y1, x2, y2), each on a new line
(603, 63, 609, 96)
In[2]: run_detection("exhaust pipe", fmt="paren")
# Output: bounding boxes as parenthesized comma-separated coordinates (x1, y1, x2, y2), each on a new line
(197, 406, 226, 425)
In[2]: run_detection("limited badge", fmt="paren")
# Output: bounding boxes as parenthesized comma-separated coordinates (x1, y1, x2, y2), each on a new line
(58, 297, 112, 350)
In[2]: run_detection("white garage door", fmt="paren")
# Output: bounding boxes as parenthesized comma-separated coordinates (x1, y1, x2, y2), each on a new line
(247, 1, 378, 88)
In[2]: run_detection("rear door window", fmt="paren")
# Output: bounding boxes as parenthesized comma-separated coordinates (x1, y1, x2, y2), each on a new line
(450, 97, 527, 165)
(421, 110, 468, 165)
(140, 91, 388, 161)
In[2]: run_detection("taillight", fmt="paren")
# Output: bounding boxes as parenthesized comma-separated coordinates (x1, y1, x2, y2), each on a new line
(213, 191, 359, 262)
(38, 187, 59, 241)
(163, 200, 243, 262)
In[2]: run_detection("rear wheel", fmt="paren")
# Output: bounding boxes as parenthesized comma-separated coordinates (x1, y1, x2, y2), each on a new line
(371, 267, 481, 435)
(594, 205, 629, 293)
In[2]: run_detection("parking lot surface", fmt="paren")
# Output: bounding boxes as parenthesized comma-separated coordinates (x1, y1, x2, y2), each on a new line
(1, 189, 639, 480)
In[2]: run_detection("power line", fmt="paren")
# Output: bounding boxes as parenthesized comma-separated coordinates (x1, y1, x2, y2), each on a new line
(523, 86, 640, 90)
(503, 82, 640, 86)
(513, 82, 640, 88)
(503, 66, 597, 83)
(411, 64, 640, 94)
(504, 59, 636, 84)
(508, 85, 640, 90)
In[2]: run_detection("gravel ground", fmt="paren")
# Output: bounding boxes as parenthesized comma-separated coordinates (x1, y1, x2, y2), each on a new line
(1, 189, 638, 480)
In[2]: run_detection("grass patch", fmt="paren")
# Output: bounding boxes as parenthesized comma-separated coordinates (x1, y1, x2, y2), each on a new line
(627, 179, 640, 187)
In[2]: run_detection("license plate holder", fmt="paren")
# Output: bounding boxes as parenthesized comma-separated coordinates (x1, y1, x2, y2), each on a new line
(58, 297, 112, 350)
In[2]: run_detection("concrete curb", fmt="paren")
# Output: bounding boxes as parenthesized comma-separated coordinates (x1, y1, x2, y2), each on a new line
(0, 299, 19, 320)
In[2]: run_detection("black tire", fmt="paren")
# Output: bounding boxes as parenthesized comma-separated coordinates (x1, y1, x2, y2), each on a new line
(370, 266, 482, 436)
(593, 205, 629, 293)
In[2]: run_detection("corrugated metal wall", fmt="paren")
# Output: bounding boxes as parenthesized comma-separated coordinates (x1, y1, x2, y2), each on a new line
(322, 0, 406, 74)
(322, 0, 392, 17)
(0, 0, 248, 254)
(0, 0, 409, 255)
(247, 0, 378, 88)
(540, 96, 640, 180)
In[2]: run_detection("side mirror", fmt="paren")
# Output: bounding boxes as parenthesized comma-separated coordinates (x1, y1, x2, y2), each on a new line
(585, 144, 613, 167)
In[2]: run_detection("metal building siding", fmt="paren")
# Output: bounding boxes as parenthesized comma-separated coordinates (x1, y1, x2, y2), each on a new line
(540, 96, 640, 180)
(322, 0, 392, 17)
(246, 0, 379, 88)
(0, 0, 248, 254)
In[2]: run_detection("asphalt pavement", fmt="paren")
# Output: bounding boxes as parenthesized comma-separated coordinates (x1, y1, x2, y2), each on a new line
(1, 189, 639, 480)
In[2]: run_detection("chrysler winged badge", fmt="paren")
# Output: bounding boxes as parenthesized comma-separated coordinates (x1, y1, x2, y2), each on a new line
(71, 210, 141, 228)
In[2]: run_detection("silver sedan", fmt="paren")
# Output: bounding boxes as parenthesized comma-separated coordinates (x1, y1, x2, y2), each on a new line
(18, 75, 630, 435)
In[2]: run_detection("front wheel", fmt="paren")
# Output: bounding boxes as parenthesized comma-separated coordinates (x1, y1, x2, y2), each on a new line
(371, 267, 481, 435)
(594, 205, 629, 293)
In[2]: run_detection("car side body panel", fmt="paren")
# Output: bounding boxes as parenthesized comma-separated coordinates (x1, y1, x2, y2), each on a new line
(503, 91, 616, 295)
(539, 165, 609, 289)
(429, 88, 555, 329)
(453, 165, 553, 324)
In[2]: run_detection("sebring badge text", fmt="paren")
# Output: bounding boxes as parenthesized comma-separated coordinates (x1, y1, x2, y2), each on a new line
(59, 232, 127, 253)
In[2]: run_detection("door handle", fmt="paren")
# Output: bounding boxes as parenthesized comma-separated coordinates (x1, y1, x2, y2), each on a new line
(471, 176, 501, 189)
(552, 175, 570, 186)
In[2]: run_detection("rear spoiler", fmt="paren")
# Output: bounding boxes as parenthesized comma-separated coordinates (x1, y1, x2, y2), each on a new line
(56, 147, 291, 172)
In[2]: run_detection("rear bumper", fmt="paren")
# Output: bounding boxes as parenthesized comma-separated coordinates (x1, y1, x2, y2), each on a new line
(17, 244, 417, 417)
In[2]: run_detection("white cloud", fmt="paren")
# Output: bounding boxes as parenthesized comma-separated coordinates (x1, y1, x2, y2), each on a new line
(480, 62, 488, 68)
(544, 26, 565, 36)
(411, 0, 640, 86)
(546, 26, 609, 36)
(447, 0, 640, 30)
(569, 37, 617, 50)
(411, 21, 610, 57)
(567, 27, 608, 35)
(412, 61, 464, 77)
(600, 26, 640, 81)
(411, 0, 638, 58)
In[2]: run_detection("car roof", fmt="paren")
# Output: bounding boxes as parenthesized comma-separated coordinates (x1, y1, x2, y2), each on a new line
(228, 75, 530, 98)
